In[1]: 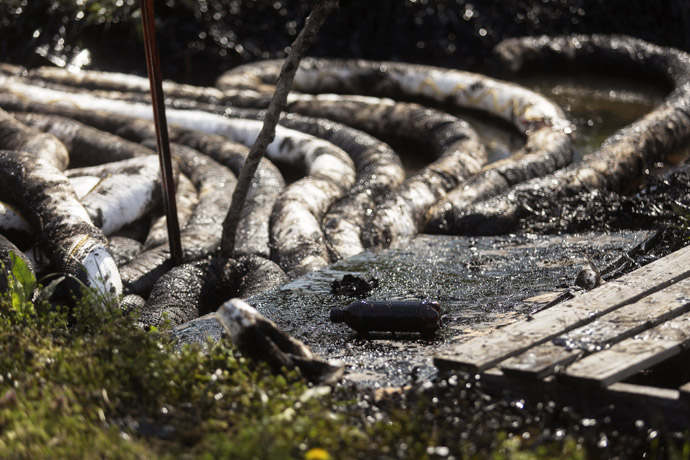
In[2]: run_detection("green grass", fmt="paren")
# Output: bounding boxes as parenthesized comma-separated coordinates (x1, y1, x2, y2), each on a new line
(0, 253, 685, 459)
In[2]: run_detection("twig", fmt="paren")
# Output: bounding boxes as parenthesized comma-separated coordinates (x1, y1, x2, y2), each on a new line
(140, 0, 183, 266)
(219, 0, 339, 257)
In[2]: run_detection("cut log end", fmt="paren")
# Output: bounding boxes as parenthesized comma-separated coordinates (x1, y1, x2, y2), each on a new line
(216, 298, 344, 384)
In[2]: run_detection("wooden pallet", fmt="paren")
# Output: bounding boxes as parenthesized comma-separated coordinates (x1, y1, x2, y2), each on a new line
(435, 243, 690, 426)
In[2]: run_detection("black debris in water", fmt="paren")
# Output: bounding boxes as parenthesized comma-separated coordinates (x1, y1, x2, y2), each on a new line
(216, 298, 344, 384)
(573, 262, 601, 290)
(330, 273, 379, 297)
(519, 163, 690, 234)
(172, 231, 651, 387)
(330, 300, 441, 336)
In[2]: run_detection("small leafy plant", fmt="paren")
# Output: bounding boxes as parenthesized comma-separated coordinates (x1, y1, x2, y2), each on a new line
(1, 251, 37, 319)
(672, 200, 690, 238)
(1, 250, 68, 322)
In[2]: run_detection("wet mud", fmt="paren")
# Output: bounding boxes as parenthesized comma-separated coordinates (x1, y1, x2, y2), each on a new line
(173, 231, 650, 386)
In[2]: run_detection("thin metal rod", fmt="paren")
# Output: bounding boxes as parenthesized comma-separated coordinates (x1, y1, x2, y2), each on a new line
(139, 0, 182, 266)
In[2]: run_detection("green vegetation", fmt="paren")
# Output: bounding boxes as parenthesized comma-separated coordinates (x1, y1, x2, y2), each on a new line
(673, 201, 690, 238)
(0, 254, 682, 458)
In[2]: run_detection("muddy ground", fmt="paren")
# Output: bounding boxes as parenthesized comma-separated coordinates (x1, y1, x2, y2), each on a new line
(175, 231, 655, 386)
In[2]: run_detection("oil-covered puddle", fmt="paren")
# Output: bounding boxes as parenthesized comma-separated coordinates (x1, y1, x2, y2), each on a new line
(449, 72, 668, 165)
(516, 72, 668, 160)
(173, 231, 649, 387)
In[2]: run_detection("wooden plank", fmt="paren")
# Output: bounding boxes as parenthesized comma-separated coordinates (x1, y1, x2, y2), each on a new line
(434, 244, 690, 372)
(499, 343, 580, 379)
(477, 370, 690, 431)
(679, 381, 690, 401)
(563, 311, 690, 387)
(608, 382, 680, 401)
(499, 277, 690, 378)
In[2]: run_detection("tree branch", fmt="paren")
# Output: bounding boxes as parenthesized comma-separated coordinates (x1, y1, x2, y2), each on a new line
(220, 0, 339, 257)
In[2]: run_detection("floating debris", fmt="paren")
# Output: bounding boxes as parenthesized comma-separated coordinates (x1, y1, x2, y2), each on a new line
(330, 300, 442, 336)
(575, 263, 602, 290)
(330, 274, 379, 297)
(217, 298, 344, 384)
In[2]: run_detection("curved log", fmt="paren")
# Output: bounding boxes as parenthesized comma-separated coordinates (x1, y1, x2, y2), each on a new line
(141, 254, 287, 328)
(0, 151, 122, 299)
(436, 35, 690, 235)
(118, 144, 236, 296)
(13, 112, 152, 167)
(0, 107, 68, 171)
(0, 90, 284, 260)
(0, 201, 34, 248)
(218, 58, 572, 244)
(65, 155, 163, 236)
(144, 172, 198, 250)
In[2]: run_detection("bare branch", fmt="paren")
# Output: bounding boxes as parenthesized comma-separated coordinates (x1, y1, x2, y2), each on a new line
(220, 0, 339, 257)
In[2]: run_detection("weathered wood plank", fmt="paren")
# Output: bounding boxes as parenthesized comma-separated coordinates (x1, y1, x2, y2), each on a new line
(608, 382, 680, 401)
(476, 369, 690, 430)
(499, 343, 580, 379)
(500, 277, 690, 378)
(562, 311, 690, 387)
(434, 244, 690, 372)
(679, 381, 690, 401)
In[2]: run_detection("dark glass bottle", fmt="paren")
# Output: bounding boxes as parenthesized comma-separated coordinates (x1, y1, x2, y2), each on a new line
(330, 300, 441, 334)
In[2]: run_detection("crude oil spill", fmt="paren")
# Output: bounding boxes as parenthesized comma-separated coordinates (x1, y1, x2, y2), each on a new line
(174, 231, 649, 387)
(517, 73, 667, 160)
(436, 72, 665, 165)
